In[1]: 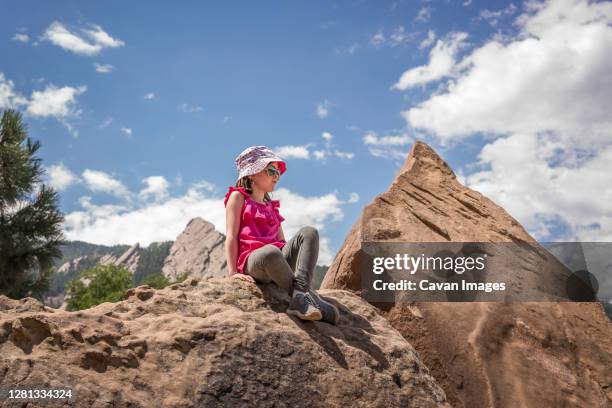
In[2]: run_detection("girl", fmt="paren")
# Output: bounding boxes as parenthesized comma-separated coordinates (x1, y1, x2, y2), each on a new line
(224, 145, 339, 324)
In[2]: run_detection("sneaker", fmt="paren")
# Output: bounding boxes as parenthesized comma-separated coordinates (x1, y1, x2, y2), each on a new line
(308, 289, 340, 325)
(287, 291, 322, 321)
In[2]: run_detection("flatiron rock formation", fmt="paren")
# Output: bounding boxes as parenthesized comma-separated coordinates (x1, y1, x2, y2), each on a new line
(56, 256, 89, 276)
(162, 218, 227, 280)
(100, 243, 141, 274)
(0, 278, 449, 408)
(321, 140, 612, 407)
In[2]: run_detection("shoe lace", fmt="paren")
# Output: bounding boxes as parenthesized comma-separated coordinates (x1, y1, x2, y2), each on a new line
(304, 292, 319, 308)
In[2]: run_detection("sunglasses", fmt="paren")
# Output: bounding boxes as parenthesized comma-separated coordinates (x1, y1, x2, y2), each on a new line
(265, 166, 281, 177)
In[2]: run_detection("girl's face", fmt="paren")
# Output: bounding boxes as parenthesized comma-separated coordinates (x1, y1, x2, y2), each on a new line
(249, 162, 281, 192)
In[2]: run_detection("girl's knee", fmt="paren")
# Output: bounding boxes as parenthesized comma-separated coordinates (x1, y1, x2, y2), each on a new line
(299, 226, 319, 240)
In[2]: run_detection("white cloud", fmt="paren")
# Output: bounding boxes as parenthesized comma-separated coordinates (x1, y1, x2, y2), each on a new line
(275, 145, 311, 159)
(45, 163, 79, 191)
(370, 30, 385, 47)
(0, 73, 85, 137)
(12, 33, 30, 43)
(120, 127, 132, 136)
(389, 26, 416, 47)
(465, 132, 612, 241)
(98, 117, 113, 128)
(94, 63, 114, 73)
(322, 131, 333, 144)
(313, 150, 327, 160)
(312, 149, 354, 161)
(143, 92, 157, 100)
(415, 6, 432, 23)
(190, 180, 216, 193)
(395, 0, 612, 241)
(82, 24, 124, 48)
(419, 29, 436, 49)
(41, 21, 124, 56)
(392, 31, 468, 90)
(0, 72, 28, 108)
(476, 3, 518, 27)
(316, 100, 332, 118)
(335, 43, 361, 55)
(363, 132, 412, 146)
(81, 169, 130, 198)
(62, 182, 356, 265)
(363, 131, 413, 160)
(59, 119, 79, 138)
(463, 0, 472, 6)
(402, 0, 612, 144)
(370, 27, 417, 49)
(177, 103, 203, 113)
(333, 150, 355, 160)
(26, 84, 86, 118)
(139, 176, 170, 202)
(276, 133, 354, 162)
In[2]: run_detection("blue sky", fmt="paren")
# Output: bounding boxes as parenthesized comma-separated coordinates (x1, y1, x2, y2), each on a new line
(1, 0, 611, 265)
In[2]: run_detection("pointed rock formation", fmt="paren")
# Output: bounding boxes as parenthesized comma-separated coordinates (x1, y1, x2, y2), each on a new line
(322, 141, 612, 407)
(100, 243, 141, 274)
(0, 279, 450, 407)
(162, 218, 227, 280)
(57, 256, 89, 275)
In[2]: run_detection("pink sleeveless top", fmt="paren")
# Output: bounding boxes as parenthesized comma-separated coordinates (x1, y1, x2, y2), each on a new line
(223, 186, 286, 274)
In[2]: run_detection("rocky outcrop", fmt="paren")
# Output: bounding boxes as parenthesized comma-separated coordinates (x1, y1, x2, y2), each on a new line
(100, 243, 141, 274)
(57, 256, 88, 275)
(321, 141, 612, 407)
(162, 218, 227, 280)
(0, 278, 449, 407)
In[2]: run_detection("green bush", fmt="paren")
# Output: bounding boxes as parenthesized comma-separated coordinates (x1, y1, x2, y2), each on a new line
(66, 264, 132, 311)
(138, 270, 191, 290)
(142, 273, 170, 289)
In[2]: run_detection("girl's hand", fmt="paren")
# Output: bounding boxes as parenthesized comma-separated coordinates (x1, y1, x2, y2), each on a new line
(230, 273, 255, 284)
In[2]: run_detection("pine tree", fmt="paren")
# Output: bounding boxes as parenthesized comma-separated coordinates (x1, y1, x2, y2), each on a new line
(0, 109, 66, 300)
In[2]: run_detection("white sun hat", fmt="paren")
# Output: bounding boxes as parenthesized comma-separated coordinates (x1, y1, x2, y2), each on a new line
(235, 146, 287, 181)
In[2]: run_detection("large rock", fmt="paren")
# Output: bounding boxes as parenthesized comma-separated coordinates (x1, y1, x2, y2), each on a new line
(162, 218, 227, 280)
(321, 141, 612, 407)
(0, 278, 449, 407)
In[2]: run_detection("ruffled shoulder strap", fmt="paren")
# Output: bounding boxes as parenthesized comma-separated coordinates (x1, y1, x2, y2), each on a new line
(269, 199, 285, 222)
(224, 186, 250, 207)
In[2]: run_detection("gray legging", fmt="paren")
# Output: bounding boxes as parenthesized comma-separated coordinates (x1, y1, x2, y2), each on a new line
(244, 226, 318, 294)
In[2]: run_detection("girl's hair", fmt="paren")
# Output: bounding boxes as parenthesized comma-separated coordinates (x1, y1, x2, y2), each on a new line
(235, 176, 271, 202)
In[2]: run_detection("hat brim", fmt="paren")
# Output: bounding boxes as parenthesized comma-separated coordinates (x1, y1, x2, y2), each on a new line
(236, 158, 287, 181)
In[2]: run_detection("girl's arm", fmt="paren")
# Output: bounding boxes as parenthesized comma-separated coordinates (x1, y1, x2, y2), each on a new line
(277, 224, 285, 241)
(225, 191, 244, 276)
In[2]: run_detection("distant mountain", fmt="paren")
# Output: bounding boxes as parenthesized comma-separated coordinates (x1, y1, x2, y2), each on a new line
(44, 240, 173, 308)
